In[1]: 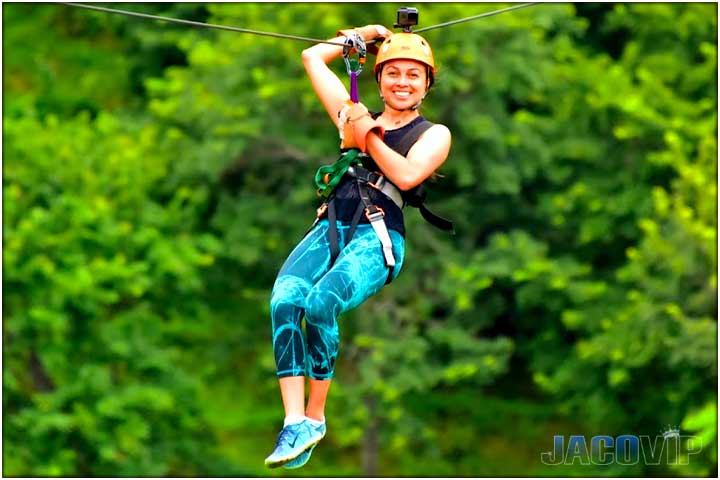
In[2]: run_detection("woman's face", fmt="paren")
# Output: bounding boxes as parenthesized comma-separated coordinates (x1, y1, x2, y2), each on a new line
(379, 59, 429, 111)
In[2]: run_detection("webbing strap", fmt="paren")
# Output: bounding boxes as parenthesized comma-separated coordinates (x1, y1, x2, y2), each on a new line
(346, 165, 403, 208)
(349, 70, 360, 103)
(395, 119, 435, 157)
(357, 181, 396, 284)
(345, 201, 365, 246)
(314, 149, 362, 198)
(369, 216, 396, 269)
(419, 203, 455, 233)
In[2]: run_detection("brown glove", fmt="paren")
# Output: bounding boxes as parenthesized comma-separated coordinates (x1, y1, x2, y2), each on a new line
(351, 115, 385, 152)
(336, 25, 390, 55)
(339, 101, 384, 152)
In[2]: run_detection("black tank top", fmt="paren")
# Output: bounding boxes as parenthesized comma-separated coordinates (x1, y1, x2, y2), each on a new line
(325, 115, 429, 237)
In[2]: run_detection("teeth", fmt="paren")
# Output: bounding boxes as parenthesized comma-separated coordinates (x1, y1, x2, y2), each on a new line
(394, 92, 410, 98)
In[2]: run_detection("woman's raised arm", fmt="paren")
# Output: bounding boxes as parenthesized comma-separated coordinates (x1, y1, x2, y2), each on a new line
(301, 25, 391, 128)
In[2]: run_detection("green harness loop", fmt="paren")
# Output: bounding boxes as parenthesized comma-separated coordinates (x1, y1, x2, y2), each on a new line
(314, 148, 362, 198)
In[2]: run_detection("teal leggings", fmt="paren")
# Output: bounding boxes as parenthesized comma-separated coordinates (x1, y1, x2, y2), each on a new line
(271, 219, 405, 379)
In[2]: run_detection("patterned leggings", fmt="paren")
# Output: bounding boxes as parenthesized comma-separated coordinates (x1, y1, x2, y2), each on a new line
(271, 219, 405, 379)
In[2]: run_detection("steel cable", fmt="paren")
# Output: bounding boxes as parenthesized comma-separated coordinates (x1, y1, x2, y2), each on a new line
(414, 3, 540, 33)
(61, 3, 345, 46)
(62, 2, 541, 45)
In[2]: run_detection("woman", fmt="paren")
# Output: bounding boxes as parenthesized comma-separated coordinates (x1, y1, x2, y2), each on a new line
(264, 24, 451, 469)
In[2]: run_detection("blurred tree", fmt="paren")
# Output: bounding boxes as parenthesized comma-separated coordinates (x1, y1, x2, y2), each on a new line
(2, 111, 236, 476)
(2, 2, 716, 477)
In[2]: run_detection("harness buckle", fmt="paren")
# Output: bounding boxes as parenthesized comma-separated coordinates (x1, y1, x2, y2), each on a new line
(365, 205, 385, 222)
(368, 174, 386, 192)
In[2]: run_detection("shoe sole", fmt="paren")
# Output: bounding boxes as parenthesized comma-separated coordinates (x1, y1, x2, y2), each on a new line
(264, 436, 324, 469)
(283, 444, 316, 469)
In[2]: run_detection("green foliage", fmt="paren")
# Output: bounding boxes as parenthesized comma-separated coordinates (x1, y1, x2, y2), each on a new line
(3, 111, 229, 476)
(3, 2, 716, 477)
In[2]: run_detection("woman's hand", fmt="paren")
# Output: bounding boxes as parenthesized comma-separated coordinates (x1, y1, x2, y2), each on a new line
(358, 24, 392, 41)
(339, 101, 385, 152)
(301, 25, 392, 129)
(337, 24, 392, 42)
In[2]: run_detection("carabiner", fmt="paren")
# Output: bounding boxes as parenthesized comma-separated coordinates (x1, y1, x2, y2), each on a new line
(341, 31, 367, 103)
(341, 31, 367, 76)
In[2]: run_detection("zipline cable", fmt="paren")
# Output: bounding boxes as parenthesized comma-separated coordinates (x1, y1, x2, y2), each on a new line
(62, 2, 541, 45)
(61, 3, 344, 46)
(415, 3, 539, 33)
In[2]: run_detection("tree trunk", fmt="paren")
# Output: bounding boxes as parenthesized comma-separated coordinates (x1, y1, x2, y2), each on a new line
(362, 394, 379, 476)
(30, 350, 55, 392)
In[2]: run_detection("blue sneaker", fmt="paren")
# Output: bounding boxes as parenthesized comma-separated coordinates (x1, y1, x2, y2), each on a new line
(264, 420, 326, 468)
(283, 421, 326, 469)
(283, 444, 316, 469)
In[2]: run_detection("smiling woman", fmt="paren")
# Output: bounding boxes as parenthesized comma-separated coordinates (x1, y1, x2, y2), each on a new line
(263, 24, 452, 470)
(380, 61, 427, 111)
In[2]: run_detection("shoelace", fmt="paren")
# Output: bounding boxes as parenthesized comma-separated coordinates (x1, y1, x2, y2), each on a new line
(276, 425, 298, 447)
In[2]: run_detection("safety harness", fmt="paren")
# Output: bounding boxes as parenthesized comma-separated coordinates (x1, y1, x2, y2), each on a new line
(309, 30, 453, 284)
(312, 118, 454, 284)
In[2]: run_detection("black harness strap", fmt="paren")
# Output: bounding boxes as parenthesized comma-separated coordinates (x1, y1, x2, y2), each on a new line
(345, 200, 366, 246)
(418, 199, 454, 232)
(395, 119, 435, 157)
(327, 198, 340, 264)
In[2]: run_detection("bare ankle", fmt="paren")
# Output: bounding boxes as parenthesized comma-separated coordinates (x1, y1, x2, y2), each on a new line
(305, 412, 325, 422)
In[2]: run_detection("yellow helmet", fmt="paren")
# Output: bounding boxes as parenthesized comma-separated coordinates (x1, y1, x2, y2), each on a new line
(374, 32, 435, 86)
